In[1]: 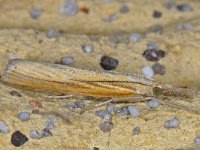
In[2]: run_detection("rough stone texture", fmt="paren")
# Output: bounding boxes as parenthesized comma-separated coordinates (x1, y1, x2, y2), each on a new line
(0, 0, 200, 150)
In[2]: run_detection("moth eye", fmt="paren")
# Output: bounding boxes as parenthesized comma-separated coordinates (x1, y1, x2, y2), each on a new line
(153, 87, 163, 97)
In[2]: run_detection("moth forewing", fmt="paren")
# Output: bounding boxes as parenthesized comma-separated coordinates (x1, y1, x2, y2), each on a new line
(1, 59, 154, 98)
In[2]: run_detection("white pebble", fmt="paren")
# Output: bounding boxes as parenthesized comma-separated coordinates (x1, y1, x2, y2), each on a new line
(30, 130, 42, 139)
(17, 112, 30, 121)
(128, 106, 140, 117)
(141, 66, 154, 78)
(60, 0, 79, 16)
(129, 33, 142, 43)
(0, 120, 9, 134)
(60, 56, 74, 65)
(147, 99, 160, 109)
(164, 117, 180, 128)
(82, 44, 94, 53)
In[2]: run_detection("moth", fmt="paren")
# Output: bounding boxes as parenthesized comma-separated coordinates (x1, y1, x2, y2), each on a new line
(1, 59, 198, 113)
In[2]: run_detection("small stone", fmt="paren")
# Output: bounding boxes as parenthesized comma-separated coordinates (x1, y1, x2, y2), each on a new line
(119, 5, 129, 14)
(104, 14, 117, 23)
(148, 24, 163, 33)
(95, 109, 110, 118)
(60, 0, 79, 16)
(153, 10, 162, 18)
(129, 33, 142, 43)
(128, 106, 140, 117)
(30, 8, 43, 19)
(152, 63, 166, 75)
(44, 116, 58, 129)
(177, 4, 192, 12)
(74, 101, 85, 109)
(142, 49, 165, 62)
(60, 56, 74, 65)
(30, 130, 42, 139)
(17, 112, 30, 121)
(164, 1, 176, 9)
(109, 34, 123, 43)
(11, 131, 28, 147)
(142, 66, 154, 78)
(176, 24, 194, 31)
(147, 99, 160, 109)
(100, 56, 118, 70)
(99, 121, 114, 132)
(41, 128, 53, 137)
(0, 120, 10, 134)
(103, 113, 112, 121)
(147, 41, 159, 49)
(106, 104, 116, 113)
(93, 147, 99, 150)
(195, 136, 200, 144)
(46, 29, 61, 39)
(117, 107, 129, 116)
(10, 90, 22, 97)
(133, 126, 140, 135)
(164, 117, 180, 129)
(82, 44, 94, 53)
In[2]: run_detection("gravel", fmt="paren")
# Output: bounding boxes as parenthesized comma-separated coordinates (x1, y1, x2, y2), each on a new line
(17, 112, 31, 121)
(82, 44, 94, 53)
(100, 56, 118, 70)
(0, 120, 10, 134)
(128, 106, 141, 117)
(147, 99, 160, 109)
(141, 66, 154, 78)
(164, 117, 180, 129)
(99, 121, 114, 132)
(60, 56, 74, 65)
(11, 131, 28, 147)
(60, 0, 79, 16)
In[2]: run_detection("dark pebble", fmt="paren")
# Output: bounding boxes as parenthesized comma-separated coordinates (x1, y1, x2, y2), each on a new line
(100, 56, 118, 70)
(133, 126, 140, 135)
(11, 131, 28, 147)
(99, 121, 114, 132)
(177, 4, 192, 12)
(119, 5, 129, 14)
(93, 147, 99, 150)
(152, 63, 166, 75)
(41, 128, 52, 137)
(153, 10, 162, 18)
(10, 90, 22, 97)
(142, 49, 165, 62)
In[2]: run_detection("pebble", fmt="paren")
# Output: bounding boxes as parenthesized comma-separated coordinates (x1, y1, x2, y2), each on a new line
(133, 126, 140, 135)
(119, 5, 129, 14)
(82, 44, 94, 53)
(129, 33, 142, 43)
(153, 10, 162, 18)
(147, 99, 160, 109)
(148, 24, 163, 33)
(30, 8, 43, 19)
(164, 1, 176, 9)
(117, 107, 129, 116)
(106, 104, 116, 113)
(60, 56, 74, 65)
(17, 112, 30, 121)
(11, 131, 28, 147)
(95, 109, 110, 118)
(176, 4, 192, 12)
(176, 24, 194, 31)
(164, 117, 180, 129)
(195, 136, 200, 144)
(141, 66, 154, 78)
(142, 49, 165, 62)
(99, 121, 114, 132)
(100, 56, 119, 70)
(0, 120, 10, 134)
(41, 128, 53, 137)
(103, 113, 112, 121)
(109, 33, 123, 44)
(10, 90, 22, 97)
(44, 116, 58, 129)
(46, 29, 61, 39)
(60, 0, 79, 16)
(147, 41, 158, 50)
(30, 130, 42, 139)
(74, 101, 85, 109)
(128, 106, 140, 117)
(152, 63, 166, 75)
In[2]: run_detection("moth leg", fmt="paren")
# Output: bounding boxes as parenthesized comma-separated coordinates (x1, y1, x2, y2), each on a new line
(79, 96, 148, 114)
(44, 94, 74, 99)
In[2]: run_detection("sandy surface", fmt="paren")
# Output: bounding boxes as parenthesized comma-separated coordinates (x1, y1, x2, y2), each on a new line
(0, 0, 200, 150)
